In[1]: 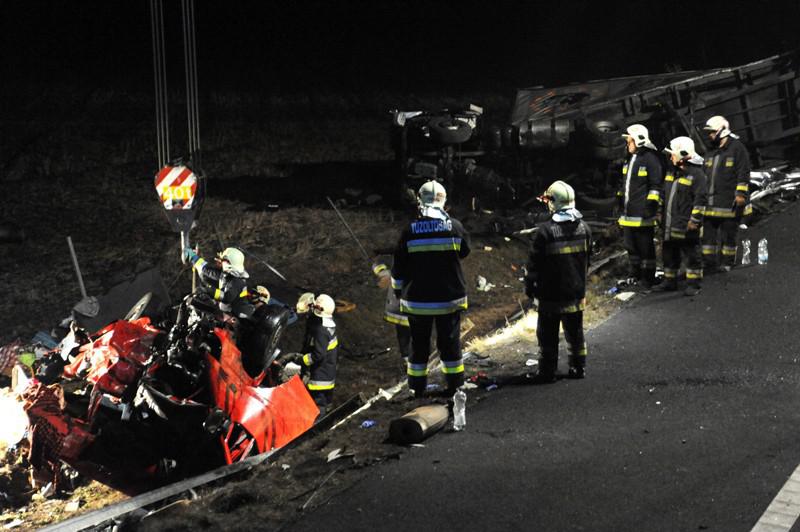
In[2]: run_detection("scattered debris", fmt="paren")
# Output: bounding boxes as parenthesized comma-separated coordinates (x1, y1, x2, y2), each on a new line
(64, 499, 82, 512)
(485, 384, 499, 392)
(615, 292, 636, 302)
(476, 275, 496, 292)
(360, 420, 377, 429)
(389, 405, 449, 445)
(525, 358, 538, 367)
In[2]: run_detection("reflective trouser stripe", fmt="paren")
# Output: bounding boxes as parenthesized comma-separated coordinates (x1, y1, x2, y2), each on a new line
(686, 269, 703, 280)
(441, 359, 464, 374)
(702, 245, 718, 255)
(407, 362, 428, 377)
(384, 313, 410, 326)
(721, 246, 737, 256)
(308, 381, 335, 390)
(663, 269, 678, 279)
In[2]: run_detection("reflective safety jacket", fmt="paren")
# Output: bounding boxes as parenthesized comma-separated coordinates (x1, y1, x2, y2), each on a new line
(392, 213, 471, 315)
(525, 210, 591, 314)
(661, 163, 708, 241)
(617, 148, 664, 227)
(301, 316, 338, 391)
(191, 258, 252, 318)
(703, 136, 752, 218)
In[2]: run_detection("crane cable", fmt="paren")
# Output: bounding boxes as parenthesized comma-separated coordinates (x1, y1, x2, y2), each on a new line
(181, 0, 201, 169)
(149, 0, 169, 168)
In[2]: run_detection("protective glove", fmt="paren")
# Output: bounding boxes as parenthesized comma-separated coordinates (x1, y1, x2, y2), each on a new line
(255, 285, 271, 304)
(183, 247, 198, 263)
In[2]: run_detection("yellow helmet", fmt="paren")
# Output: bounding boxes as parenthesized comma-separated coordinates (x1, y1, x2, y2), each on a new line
(313, 294, 336, 319)
(418, 180, 447, 208)
(218, 247, 246, 276)
(543, 180, 575, 212)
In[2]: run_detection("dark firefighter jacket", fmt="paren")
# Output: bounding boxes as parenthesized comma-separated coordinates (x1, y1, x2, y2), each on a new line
(661, 162, 708, 241)
(301, 316, 338, 391)
(392, 212, 471, 315)
(525, 210, 591, 314)
(617, 147, 664, 227)
(703, 136, 752, 218)
(191, 257, 253, 318)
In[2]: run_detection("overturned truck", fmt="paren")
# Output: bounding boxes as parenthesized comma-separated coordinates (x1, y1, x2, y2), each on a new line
(393, 51, 800, 204)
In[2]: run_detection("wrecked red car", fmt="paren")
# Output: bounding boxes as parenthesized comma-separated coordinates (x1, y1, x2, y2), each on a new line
(23, 293, 318, 493)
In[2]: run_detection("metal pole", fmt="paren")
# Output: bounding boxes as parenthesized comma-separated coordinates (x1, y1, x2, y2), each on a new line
(326, 196, 372, 263)
(66, 236, 88, 299)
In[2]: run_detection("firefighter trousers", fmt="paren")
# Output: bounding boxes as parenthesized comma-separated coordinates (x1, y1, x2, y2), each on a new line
(702, 217, 739, 268)
(536, 311, 587, 376)
(663, 238, 702, 287)
(396, 323, 412, 359)
(407, 312, 464, 394)
(623, 226, 656, 284)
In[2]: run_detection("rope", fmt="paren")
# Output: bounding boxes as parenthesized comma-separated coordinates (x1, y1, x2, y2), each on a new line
(149, 0, 169, 168)
(182, 0, 201, 169)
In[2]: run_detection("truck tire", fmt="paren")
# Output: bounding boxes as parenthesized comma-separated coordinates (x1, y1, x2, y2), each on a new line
(428, 116, 473, 144)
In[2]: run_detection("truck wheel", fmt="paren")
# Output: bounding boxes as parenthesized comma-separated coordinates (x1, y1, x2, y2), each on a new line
(428, 116, 473, 144)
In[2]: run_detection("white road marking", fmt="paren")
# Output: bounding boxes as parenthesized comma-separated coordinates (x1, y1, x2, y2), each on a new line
(752, 464, 800, 531)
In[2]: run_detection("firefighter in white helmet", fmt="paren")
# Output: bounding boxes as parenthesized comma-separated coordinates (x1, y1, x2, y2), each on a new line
(654, 137, 708, 296)
(392, 180, 471, 397)
(701, 115, 752, 272)
(525, 180, 591, 381)
(291, 293, 338, 417)
(183, 246, 253, 318)
(618, 123, 664, 290)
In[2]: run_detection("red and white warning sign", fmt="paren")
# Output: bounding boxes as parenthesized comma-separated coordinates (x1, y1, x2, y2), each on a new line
(155, 165, 198, 210)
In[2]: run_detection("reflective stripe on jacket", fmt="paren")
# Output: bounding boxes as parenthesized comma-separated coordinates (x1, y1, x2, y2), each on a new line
(704, 137, 751, 217)
(662, 163, 708, 241)
(618, 148, 664, 227)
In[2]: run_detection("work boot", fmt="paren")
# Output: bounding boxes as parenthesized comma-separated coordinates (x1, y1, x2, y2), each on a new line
(684, 285, 701, 297)
(567, 366, 585, 379)
(531, 368, 556, 384)
(652, 280, 677, 292)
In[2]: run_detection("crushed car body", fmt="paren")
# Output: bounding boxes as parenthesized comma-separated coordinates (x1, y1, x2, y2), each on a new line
(18, 293, 318, 494)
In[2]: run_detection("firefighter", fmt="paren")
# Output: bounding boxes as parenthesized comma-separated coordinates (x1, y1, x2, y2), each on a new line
(292, 293, 338, 418)
(701, 115, 752, 272)
(392, 180, 470, 397)
(183, 247, 253, 319)
(655, 137, 708, 296)
(372, 262, 412, 360)
(617, 124, 663, 289)
(524, 180, 591, 381)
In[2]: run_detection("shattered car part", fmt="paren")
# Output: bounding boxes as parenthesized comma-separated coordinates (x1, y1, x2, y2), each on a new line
(21, 292, 318, 493)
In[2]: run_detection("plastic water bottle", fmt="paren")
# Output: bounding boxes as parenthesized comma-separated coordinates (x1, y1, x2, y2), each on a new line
(758, 238, 769, 265)
(741, 239, 751, 265)
(452, 388, 466, 431)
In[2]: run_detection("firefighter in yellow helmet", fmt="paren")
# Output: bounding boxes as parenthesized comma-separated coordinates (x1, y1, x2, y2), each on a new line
(618, 124, 664, 289)
(701, 115, 752, 272)
(392, 180, 471, 397)
(655, 137, 708, 296)
(525, 180, 591, 381)
(183, 247, 253, 318)
(292, 293, 338, 417)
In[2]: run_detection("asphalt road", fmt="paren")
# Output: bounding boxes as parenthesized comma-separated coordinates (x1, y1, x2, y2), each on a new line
(288, 203, 800, 532)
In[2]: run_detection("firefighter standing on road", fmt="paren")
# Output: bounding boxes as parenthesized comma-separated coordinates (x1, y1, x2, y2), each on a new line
(293, 293, 338, 418)
(655, 137, 708, 296)
(184, 247, 254, 319)
(392, 180, 471, 397)
(617, 124, 663, 289)
(701, 115, 752, 272)
(525, 180, 591, 381)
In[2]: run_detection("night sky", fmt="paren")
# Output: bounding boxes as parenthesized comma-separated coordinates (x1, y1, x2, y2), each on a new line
(3, 0, 799, 94)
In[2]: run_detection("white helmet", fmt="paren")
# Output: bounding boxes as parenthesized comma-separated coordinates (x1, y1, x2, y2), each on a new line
(543, 180, 575, 212)
(296, 292, 316, 314)
(218, 247, 247, 277)
(663, 136, 702, 164)
(622, 124, 656, 150)
(418, 180, 447, 209)
(703, 115, 730, 140)
(313, 294, 335, 319)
